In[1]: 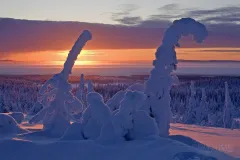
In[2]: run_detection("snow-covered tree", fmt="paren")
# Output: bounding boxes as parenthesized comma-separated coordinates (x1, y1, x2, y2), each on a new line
(196, 88, 208, 124)
(28, 30, 92, 137)
(112, 91, 157, 141)
(82, 92, 112, 140)
(223, 82, 235, 128)
(144, 18, 208, 137)
(106, 83, 145, 111)
(127, 83, 144, 92)
(76, 74, 87, 107)
(106, 90, 126, 111)
(184, 81, 198, 124)
(87, 80, 94, 93)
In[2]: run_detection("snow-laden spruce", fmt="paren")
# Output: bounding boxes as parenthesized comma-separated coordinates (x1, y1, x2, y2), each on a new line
(223, 82, 235, 128)
(107, 90, 126, 111)
(144, 18, 208, 137)
(197, 88, 208, 124)
(87, 80, 94, 93)
(106, 83, 145, 111)
(184, 81, 197, 124)
(82, 92, 112, 140)
(28, 30, 92, 137)
(76, 74, 87, 108)
(112, 91, 158, 141)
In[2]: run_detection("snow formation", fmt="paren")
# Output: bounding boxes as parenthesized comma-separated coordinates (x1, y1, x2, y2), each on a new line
(112, 91, 158, 140)
(144, 18, 208, 136)
(87, 80, 94, 93)
(82, 92, 112, 140)
(28, 30, 92, 137)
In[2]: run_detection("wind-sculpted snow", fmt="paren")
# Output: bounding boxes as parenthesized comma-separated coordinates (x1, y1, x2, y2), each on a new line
(27, 30, 92, 137)
(144, 18, 208, 136)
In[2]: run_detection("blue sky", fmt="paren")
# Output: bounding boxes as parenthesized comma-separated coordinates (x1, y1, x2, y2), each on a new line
(1, 0, 239, 24)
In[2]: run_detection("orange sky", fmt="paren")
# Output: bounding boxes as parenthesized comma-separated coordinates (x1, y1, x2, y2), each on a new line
(3, 48, 240, 67)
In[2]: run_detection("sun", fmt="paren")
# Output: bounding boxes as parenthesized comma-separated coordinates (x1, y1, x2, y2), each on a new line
(55, 50, 96, 66)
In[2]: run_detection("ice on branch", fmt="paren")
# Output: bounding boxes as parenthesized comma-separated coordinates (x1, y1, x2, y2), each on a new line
(28, 30, 92, 137)
(144, 18, 208, 137)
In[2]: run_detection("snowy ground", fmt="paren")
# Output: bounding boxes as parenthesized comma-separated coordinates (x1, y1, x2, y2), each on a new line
(170, 123, 240, 158)
(0, 122, 238, 160)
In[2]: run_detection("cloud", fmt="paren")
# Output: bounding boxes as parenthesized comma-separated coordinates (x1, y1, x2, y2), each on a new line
(110, 4, 240, 47)
(0, 4, 240, 56)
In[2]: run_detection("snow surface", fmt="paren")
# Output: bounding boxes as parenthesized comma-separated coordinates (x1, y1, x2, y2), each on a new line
(0, 123, 236, 160)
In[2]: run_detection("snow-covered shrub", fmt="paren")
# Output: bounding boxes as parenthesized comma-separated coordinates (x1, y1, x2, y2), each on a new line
(144, 18, 208, 136)
(28, 30, 92, 137)
(82, 92, 112, 140)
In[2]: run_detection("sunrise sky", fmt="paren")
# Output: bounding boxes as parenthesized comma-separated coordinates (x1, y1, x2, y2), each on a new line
(0, 0, 240, 75)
